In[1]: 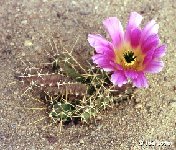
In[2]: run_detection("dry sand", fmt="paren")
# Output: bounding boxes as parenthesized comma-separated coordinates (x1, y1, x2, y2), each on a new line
(0, 0, 175, 149)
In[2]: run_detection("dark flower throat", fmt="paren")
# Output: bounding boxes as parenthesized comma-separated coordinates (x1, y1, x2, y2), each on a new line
(123, 51, 136, 63)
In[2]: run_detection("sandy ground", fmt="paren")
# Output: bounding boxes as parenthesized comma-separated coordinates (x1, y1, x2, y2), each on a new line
(0, 0, 175, 150)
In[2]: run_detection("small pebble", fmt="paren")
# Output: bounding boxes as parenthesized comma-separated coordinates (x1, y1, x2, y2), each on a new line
(24, 40, 33, 46)
(170, 101, 176, 108)
(135, 98, 141, 103)
(97, 125, 103, 130)
(72, 1, 77, 5)
(79, 139, 84, 144)
(10, 42, 14, 46)
(96, 115, 102, 120)
(91, 131, 95, 136)
(21, 20, 28, 25)
(21, 52, 25, 56)
(135, 103, 143, 109)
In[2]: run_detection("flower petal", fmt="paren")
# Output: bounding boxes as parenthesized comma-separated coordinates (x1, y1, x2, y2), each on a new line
(144, 60, 164, 73)
(141, 20, 159, 41)
(125, 70, 138, 79)
(88, 34, 113, 53)
(92, 54, 115, 71)
(127, 12, 143, 30)
(153, 44, 166, 58)
(103, 17, 124, 48)
(110, 70, 127, 87)
(141, 34, 159, 53)
(110, 61, 123, 70)
(143, 48, 155, 65)
(132, 72, 148, 88)
(130, 28, 142, 48)
(125, 12, 143, 42)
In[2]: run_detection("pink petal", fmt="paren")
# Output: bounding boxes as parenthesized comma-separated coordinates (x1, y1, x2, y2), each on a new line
(92, 54, 103, 61)
(141, 34, 159, 53)
(92, 55, 115, 71)
(130, 28, 142, 48)
(88, 34, 113, 53)
(103, 17, 124, 48)
(125, 70, 138, 79)
(110, 70, 127, 87)
(125, 12, 143, 42)
(127, 12, 143, 30)
(143, 43, 166, 63)
(144, 60, 164, 73)
(143, 48, 155, 65)
(153, 44, 166, 58)
(132, 72, 148, 88)
(110, 61, 123, 70)
(141, 20, 159, 41)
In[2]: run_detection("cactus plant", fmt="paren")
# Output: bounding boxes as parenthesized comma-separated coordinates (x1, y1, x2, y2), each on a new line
(17, 39, 134, 126)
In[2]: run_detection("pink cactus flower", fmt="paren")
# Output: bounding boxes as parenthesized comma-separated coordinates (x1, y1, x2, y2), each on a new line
(88, 12, 166, 88)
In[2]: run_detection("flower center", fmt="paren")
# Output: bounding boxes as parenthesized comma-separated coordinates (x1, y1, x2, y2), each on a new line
(123, 51, 136, 65)
(114, 43, 145, 71)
